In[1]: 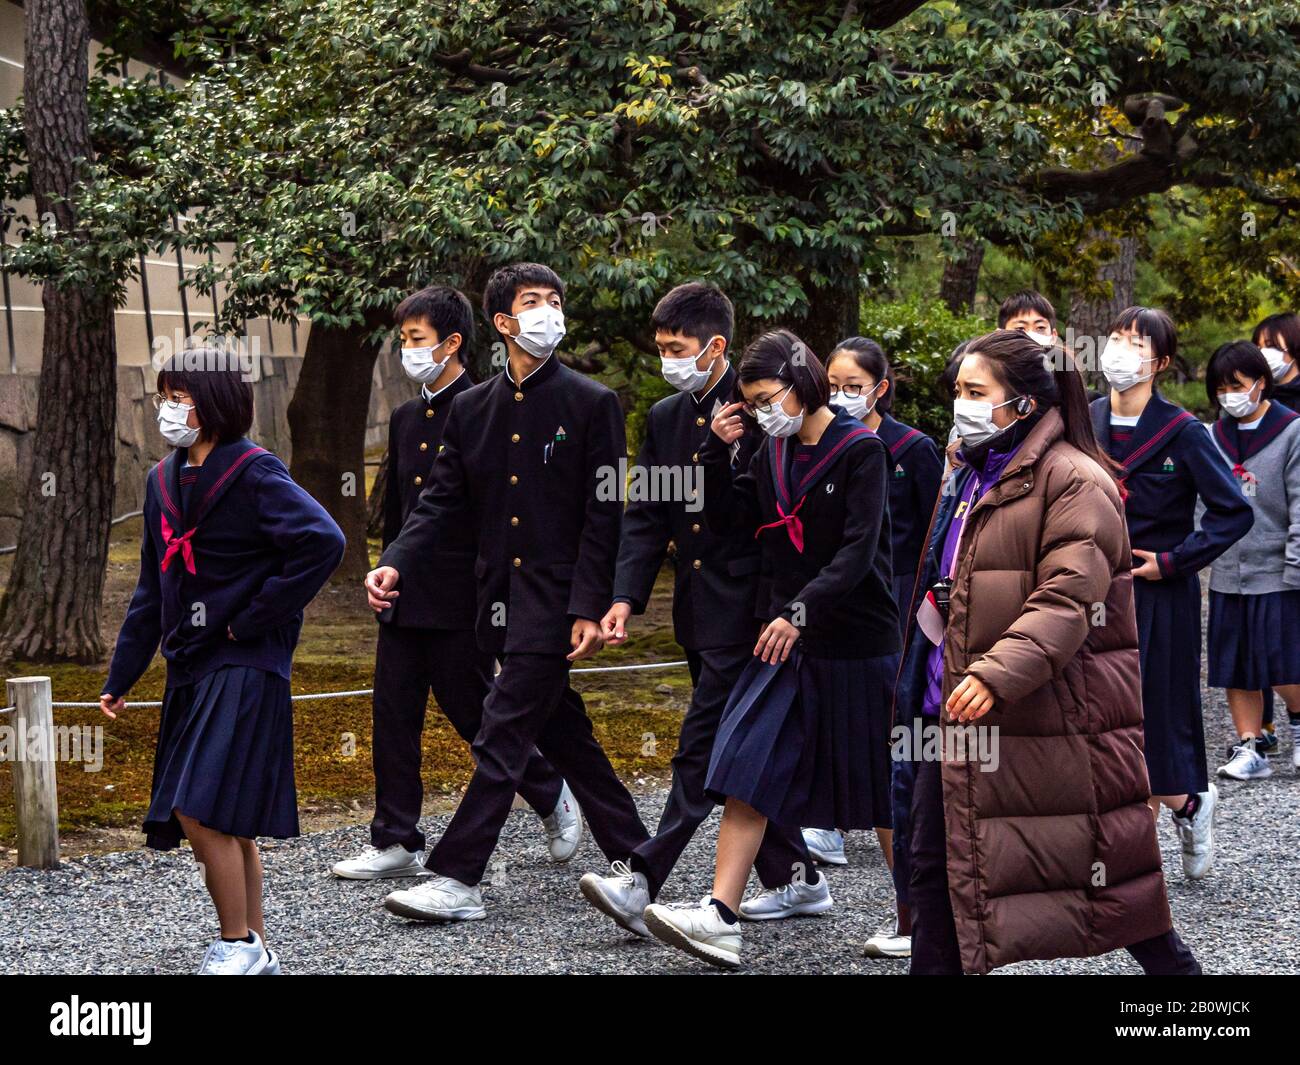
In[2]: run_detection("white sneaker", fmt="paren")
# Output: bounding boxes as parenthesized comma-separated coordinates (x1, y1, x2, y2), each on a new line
(1217, 738, 1273, 781)
(384, 875, 486, 922)
(262, 949, 282, 975)
(738, 874, 833, 921)
(542, 780, 584, 863)
(196, 931, 271, 975)
(801, 827, 848, 865)
(1291, 721, 1300, 770)
(331, 843, 429, 880)
(862, 915, 912, 958)
(643, 902, 742, 969)
(1171, 784, 1217, 880)
(578, 860, 650, 937)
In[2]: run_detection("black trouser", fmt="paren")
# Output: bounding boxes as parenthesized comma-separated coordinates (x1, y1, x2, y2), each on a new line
(427, 652, 650, 886)
(628, 645, 817, 898)
(370, 625, 563, 852)
(907, 756, 1201, 975)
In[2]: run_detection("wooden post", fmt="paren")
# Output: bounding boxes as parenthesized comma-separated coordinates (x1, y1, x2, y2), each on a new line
(5, 676, 60, 869)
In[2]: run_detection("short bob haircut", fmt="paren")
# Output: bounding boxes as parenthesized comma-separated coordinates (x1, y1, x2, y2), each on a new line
(1205, 340, 1273, 408)
(394, 285, 476, 347)
(1109, 305, 1178, 370)
(827, 336, 894, 414)
(737, 328, 830, 412)
(482, 262, 565, 343)
(1253, 312, 1300, 359)
(156, 345, 255, 445)
(997, 290, 1057, 330)
(651, 281, 735, 349)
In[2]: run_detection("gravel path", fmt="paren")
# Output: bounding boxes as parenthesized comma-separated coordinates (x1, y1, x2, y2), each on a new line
(2, 683, 1296, 975)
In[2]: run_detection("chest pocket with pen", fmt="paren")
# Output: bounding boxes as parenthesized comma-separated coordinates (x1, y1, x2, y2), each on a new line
(541, 424, 574, 470)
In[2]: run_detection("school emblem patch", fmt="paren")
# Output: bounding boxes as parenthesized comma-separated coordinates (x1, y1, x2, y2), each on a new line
(1161, 455, 1175, 472)
(554, 425, 567, 442)
(893, 463, 906, 479)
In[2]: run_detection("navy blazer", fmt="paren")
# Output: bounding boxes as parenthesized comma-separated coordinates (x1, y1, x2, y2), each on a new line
(875, 413, 944, 582)
(380, 355, 624, 657)
(379, 370, 477, 629)
(612, 365, 764, 651)
(104, 439, 346, 696)
(700, 409, 899, 658)
(1090, 393, 1252, 577)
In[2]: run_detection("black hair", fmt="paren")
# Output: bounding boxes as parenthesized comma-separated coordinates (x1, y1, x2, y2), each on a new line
(394, 285, 476, 348)
(1205, 340, 1273, 406)
(482, 262, 565, 342)
(737, 328, 830, 411)
(939, 339, 974, 399)
(651, 281, 735, 349)
(997, 290, 1057, 330)
(827, 336, 894, 414)
(1253, 312, 1300, 358)
(156, 344, 255, 445)
(1109, 305, 1177, 372)
(964, 328, 1120, 483)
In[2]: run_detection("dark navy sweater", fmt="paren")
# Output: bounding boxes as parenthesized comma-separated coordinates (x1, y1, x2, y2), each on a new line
(103, 438, 346, 696)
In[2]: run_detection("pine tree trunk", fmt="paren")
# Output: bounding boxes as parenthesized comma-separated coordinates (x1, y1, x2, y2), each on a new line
(366, 447, 388, 539)
(1069, 232, 1137, 383)
(286, 316, 385, 582)
(0, 0, 117, 664)
(939, 238, 985, 314)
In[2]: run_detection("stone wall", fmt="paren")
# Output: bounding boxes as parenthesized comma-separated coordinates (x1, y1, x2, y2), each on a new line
(0, 346, 416, 546)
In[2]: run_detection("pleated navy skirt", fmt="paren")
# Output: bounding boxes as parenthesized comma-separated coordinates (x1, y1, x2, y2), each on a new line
(1134, 574, 1207, 796)
(1207, 589, 1300, 691)
(704, 648, 899, 831)
(144, 665, 299, 850)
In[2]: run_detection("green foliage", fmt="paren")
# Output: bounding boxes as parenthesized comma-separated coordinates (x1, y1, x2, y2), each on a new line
(858, 296, 993, 438)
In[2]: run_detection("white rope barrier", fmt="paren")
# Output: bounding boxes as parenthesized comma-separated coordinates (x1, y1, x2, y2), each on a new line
(0, 509, 144, 556)
(43, 659, 690, 709)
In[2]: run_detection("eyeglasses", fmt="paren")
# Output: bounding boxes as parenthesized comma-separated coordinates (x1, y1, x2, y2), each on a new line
(740, 383, 794, 417)
(829, 383, 875, 399)
(152, 394, 193, 411)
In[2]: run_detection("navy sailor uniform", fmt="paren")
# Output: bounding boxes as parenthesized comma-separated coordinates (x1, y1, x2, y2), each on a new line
(380, 354, 649, 885)
(1090, 393, 1252, 795)
(371, 370, 562, 852)
(103, 439, 346, 849)
(610, 366, 815, 897)
(699, 408, 900, 829)
(875, 413, 944, 623)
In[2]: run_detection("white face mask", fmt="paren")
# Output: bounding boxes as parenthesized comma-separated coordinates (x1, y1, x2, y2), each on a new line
(755, 384, 804, 438)
(400, 339, 451, 384)
(505, 305, 566, 360)
(830, 381, 882, 420)
(157, 400, 200, 448)
(1024, 329, 1056, 348)
(953, 396, 1020, 448)
(1100, 338, 1156, 393)
(1262, 346, 1291, 379)
(661, 336, 720, 393)
(1219, 382, 1262, 420)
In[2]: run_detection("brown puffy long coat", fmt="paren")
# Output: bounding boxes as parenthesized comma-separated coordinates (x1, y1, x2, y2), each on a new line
(898, 408, 1172, 973)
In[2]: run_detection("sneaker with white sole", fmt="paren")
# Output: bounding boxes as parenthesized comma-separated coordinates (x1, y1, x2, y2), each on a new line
(862, 915, 912, 959)
(1171, 784, 1217, 880)
(1216, 737, 1273, 781)
(801, 827, 848, 865)
(1290, 720, 1300, 771)
(542, 780, 583, 863)
(643, 902, 742, 969)
(262, 949, 282, 975)
(196, 931, 271, 975)
(331, 843, 429, 880)
(738, 874, 833, 921)
(384, 875, 486, 922)
(578, 860, 650, 937)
